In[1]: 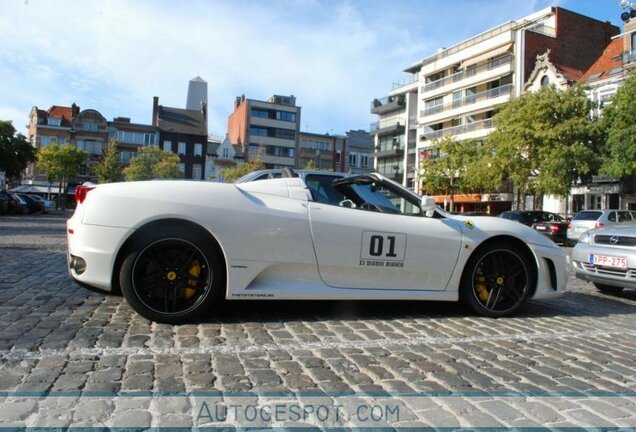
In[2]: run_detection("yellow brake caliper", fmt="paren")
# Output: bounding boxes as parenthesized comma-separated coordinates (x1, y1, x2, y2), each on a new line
(184, 260, 201, 299)
(475, 265, 490, 302)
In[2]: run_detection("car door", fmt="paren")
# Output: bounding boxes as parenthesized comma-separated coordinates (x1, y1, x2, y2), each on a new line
(305, 175, 464, 291)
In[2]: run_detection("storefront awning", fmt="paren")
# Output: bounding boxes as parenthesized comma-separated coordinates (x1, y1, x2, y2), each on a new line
(432, 194, 482, 204)
(459, 43, 513, 69)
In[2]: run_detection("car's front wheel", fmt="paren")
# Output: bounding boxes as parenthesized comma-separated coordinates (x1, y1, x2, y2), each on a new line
(120, 226, 223, 324)
(460, 242, 535, 317)
(593, 283, 624, 295)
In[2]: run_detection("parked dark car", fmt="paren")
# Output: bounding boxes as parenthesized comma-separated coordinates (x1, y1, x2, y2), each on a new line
(0, 190, 10, 214)
(7, 193, 29, 214)
(15, 193, 44, 213)
(499, 210, 568, 244)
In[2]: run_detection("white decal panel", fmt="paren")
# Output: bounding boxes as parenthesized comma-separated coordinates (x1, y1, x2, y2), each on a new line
(359, 231, 407, 268)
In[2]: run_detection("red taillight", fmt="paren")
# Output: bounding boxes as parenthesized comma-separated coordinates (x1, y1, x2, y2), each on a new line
(550, 224, 560, 233)
(595, 222, 605, 228)
(75, 184, 96, 204)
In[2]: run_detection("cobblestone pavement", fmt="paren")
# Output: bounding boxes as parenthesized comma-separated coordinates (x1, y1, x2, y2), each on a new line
(0, 213, 635, 429)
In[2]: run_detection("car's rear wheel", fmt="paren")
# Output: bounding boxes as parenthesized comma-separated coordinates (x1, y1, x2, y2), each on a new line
(593, 283, 624, 295)
(460, 242, 535, 317)
(120, 226, 223, 324)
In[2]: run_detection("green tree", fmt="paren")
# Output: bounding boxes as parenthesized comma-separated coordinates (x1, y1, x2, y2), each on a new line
(485, 85, 602, 209)
(93, 138, 124, 183)
(123, 146, 182, 181)
(419, 137, 480, 211)
(601, 70, 636, 177)
(219, 159, 264, 183)
(0, 120, 36, 182)
(37, 143, 89, 208)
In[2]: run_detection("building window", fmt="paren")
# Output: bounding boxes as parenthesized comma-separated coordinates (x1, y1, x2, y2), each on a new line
(250, 108, 270, 119)
(194, 143, 203, 157)
(178, 142, 186, 155)
(348, 152, 358, 167)
(77, 140, 102, 155)
(47, 117, 61, 126)
(144, 133, 157, 146)
(222, 148, 230, 159)
(276, 111, 296, 122)
(163, 141, 172, 152)
(335, 150, 341, 164)
(540, 75, 550, 88)
(179, 163, 185, 174)
(120, 151, 134, 163)
(83, 120, 98, 131)
(360, 153, 369, 169)
(78, 164, 88, 176)
(250, 127, 268, 137)
(192, 164, 202, 180)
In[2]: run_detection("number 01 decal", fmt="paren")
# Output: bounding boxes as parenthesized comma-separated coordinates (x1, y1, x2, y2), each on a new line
(360, 231, 407, 261)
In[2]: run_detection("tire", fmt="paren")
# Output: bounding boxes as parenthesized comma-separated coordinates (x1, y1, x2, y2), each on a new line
(593, 283, 624, 295)
(460, 241, 536, 318)
(119, 225, 224, 324)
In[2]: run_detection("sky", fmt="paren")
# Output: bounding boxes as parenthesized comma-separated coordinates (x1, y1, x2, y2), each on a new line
(0, 0, 623, 138)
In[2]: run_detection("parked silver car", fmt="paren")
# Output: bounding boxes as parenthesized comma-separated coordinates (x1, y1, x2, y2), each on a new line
(572, 225, 636, 294)
(566, 209, 636, 244)
(28, 194, 55, 213)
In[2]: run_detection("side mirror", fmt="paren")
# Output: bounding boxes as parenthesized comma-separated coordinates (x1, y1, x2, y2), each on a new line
(420, 196, 436, 212)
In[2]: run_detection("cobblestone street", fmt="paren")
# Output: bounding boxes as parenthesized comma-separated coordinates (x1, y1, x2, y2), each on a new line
(1, 213, 635, 429)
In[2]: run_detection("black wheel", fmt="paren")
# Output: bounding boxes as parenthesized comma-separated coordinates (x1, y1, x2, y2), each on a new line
(594, 283, 624, 295)
(120, 226, 224, 324)
(460, 242, 535, 317)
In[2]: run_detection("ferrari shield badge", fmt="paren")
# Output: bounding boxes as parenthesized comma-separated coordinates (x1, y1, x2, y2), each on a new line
(464, 220, 475, 229)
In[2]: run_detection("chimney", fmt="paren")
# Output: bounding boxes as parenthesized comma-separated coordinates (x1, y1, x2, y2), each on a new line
(152, 96, 159, 126)
(235, 96, 241, 108)
(71, 103, 80, 117)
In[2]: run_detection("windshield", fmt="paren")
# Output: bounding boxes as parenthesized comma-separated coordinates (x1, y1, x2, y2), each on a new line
(573, 211, 602, 221)
(333, 175, 423, 216)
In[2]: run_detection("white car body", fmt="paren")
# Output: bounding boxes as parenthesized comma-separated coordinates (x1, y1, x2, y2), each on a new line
(572, 225, 636, 291)
(67, 173, 567, 321)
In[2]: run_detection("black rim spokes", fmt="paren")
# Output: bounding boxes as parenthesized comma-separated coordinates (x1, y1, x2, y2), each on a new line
(133, 239, 210, 314)
(473, 250, 527, 312)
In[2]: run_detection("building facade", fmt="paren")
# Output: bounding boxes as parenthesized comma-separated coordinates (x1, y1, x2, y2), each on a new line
(227, 95, 301, 169)
(108, 117, 159, 166)
(186, 76, 208, 112)
(153, 96, 208, 180)
(25, 104, 110, 187)
(334, 129, 374, 174)
(372, 6, 618, 213)
(205, 134, 245, 182)
(299, 132, 335, 170)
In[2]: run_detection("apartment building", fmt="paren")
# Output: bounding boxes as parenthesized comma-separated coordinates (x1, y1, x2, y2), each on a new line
(25, 104, 109, 187)
(152, 96, 208, 180)
(334, 129, 374, 174)
(298, 131, 335, 170)
(227, 95, 301, 169)
(108, 117, 159, 166)
(372, 7, 618, 213)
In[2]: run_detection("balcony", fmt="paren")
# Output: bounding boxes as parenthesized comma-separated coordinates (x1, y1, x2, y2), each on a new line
(374, 146, 405, 159)
(624, 51, 636, 66)
(370, 95, 405, 114)
(370, 121, 405, 136)
(422, 55, 513, 93)
(421, 84, 512, 117)
(391, 74, 418, 91)
(422, 118, 494, 141)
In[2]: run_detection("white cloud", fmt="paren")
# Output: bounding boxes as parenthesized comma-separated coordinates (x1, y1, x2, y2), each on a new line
(0, 0, 611, 137)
